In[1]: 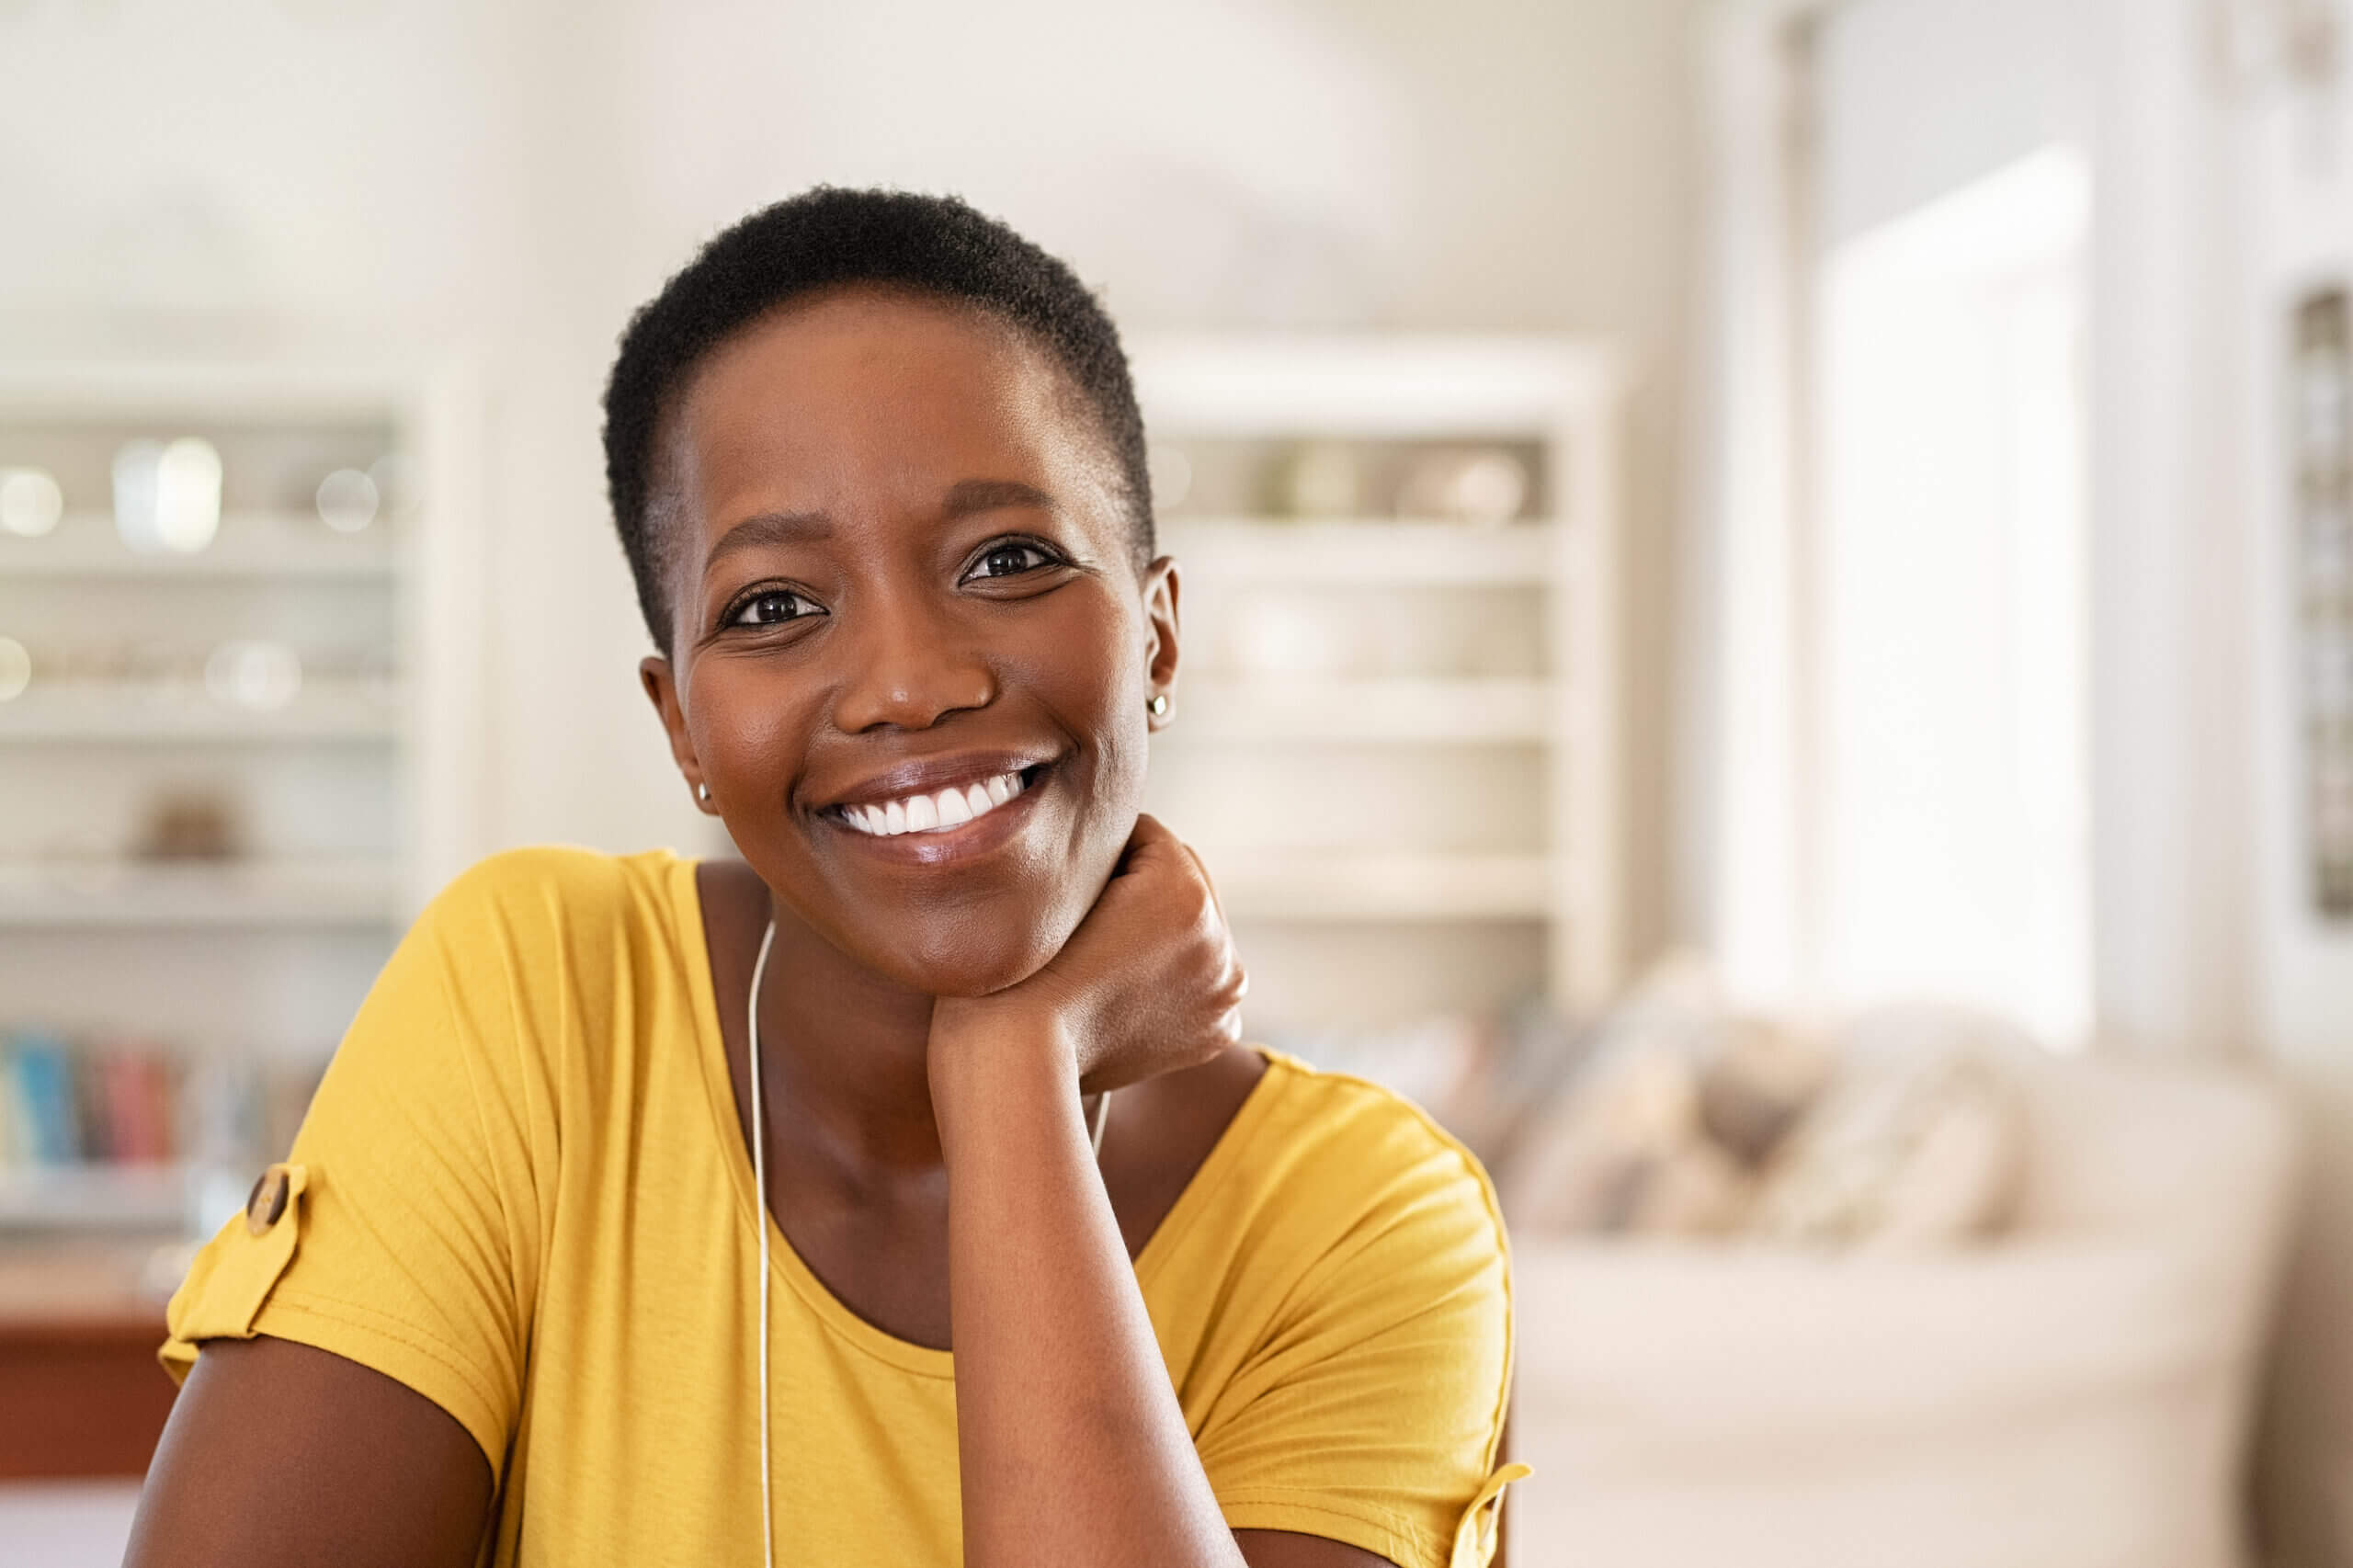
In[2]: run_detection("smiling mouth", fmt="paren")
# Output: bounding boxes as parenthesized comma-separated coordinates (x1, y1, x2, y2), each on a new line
(826, 763, 1050, 838)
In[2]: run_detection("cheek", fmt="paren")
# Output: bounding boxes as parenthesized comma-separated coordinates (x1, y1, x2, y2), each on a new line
(1016, 604, 1155, 832)
(686, 662, 820, 808)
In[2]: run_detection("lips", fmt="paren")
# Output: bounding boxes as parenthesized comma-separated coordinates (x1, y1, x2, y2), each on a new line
(812, 753, 1058, 845)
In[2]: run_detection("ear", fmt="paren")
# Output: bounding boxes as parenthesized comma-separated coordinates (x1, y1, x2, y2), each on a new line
(640, 654, 719, 814)
(1142, 555, 1180, 729)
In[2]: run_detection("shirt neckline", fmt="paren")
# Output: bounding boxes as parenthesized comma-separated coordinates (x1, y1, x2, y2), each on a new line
(663, 852, 1286, 1378)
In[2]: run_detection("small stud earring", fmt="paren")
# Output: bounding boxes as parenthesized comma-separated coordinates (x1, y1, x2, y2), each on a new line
(1147, 694, 1170, 719)
(696, 781, 711, 804)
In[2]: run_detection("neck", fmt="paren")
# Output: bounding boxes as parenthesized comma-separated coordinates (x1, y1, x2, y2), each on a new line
(753, 894, 947, 1178)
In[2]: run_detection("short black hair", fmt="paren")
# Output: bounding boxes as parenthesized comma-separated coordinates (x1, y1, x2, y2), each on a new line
(601, 187, 1154, 652)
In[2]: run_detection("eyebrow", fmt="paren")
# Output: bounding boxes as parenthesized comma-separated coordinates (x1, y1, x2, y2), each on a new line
(939, 478, 1062, 518)
(702, 509, 830, 578)
(700, 479, 1061, 579)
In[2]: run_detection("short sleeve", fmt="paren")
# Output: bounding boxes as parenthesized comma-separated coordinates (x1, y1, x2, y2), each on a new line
(158, 852, 559, 1483)
(1198, 1105, 1523, 1568)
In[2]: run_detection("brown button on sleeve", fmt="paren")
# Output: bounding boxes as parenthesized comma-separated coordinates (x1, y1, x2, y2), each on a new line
(245, 1164, 292, 1234)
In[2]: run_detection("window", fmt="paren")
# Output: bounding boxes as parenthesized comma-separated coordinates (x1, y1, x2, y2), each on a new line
(1810, 145, 2093, 1042)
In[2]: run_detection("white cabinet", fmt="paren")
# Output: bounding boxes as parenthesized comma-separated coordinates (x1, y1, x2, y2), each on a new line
(0, 361, 483, 1226)
(1129, 335, 1623, 1032)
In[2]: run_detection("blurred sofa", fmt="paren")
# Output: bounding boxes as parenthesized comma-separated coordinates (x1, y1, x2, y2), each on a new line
(1505, 1051, 2300, 1568)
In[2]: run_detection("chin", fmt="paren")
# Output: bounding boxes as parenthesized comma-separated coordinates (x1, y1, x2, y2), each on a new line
(780, 782, 1135, 999)
(864, 886, 1090, 999)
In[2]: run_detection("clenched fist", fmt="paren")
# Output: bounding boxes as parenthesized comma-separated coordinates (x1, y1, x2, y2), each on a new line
(928, 814, 1246, 1096)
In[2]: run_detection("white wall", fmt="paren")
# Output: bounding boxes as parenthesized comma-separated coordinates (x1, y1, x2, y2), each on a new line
(0, 0, 1698, 962)
(2081, 0, 2265, 1063)
(2238, 12, 2353, 1069)
(2231, 4, 2353, 1556)
(1812, 0, 2089, 246)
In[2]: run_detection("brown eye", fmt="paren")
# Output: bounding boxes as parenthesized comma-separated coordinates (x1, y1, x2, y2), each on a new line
(728, 589, 822, 627)
(969, 541, 1054, 580)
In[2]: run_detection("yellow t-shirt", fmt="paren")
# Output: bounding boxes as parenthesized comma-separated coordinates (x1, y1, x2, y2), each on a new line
(160, 846, 1524, 1567)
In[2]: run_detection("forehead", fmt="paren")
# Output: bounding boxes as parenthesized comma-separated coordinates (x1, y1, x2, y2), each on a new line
(659, 287, 1109, 545)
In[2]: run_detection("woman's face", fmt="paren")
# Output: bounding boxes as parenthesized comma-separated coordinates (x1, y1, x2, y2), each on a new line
(640, 287, 1177, 997)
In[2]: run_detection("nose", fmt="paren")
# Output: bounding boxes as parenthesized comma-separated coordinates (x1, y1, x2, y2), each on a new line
(830, 587, 995, 733)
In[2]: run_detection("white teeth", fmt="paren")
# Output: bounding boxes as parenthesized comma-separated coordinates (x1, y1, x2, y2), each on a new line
(836, 769, 1033, 837)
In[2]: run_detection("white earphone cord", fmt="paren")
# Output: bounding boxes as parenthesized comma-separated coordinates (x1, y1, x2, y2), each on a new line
(745, 917, 1108, 1564)
(748, 918, 778, 1568)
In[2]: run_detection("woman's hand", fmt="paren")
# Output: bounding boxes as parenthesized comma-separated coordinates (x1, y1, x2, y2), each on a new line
(929, 813, 1245, 1095)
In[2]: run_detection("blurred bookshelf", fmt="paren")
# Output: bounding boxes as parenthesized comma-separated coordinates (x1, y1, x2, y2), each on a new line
(1210, 852, 1556, 922)
(1175, 676, 1560, 744)
(0, 680, 401, 742)
(0, 511, 397, 579)
(0, 858, 401, 927)
(0, 1165, 195, 1232)
(1129, 335, 1625, 1037)
(1157, 515, 1561, 584)
(0, 1032, 319, 1223)
(0, 360, 483, 1476)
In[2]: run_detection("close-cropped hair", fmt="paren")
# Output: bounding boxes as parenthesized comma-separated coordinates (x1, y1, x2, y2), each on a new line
(601, 186, 1155, 652)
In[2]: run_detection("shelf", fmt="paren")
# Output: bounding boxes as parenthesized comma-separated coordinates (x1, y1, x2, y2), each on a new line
(0, 859, 399, 928)
(1157, 517, 1561, 585)
(0, 681, 403, 742)
(0, 1165, 191, 1231)
(1208, 851, 1554, 921)
(1176, 676, 1555, 743)
(0, 514, 395, 580)
(1130, 334, 1620, 437)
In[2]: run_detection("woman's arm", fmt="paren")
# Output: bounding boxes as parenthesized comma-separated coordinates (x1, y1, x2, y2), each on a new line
(931, 1034, 1396, 1568)
(927, 816, 1399, 1568)
(123, 1336, 492, 1568)
(931, 1028, 1241, 1565)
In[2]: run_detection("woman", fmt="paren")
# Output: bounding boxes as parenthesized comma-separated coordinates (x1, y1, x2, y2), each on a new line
(128, 188, 1522, 1568)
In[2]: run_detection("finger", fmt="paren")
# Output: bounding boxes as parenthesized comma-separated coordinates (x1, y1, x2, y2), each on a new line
(1128, 812, 1181, 848)
(1177, 842, 1229, 921)
(1118, 813, 1220, 898)
(1108, 812, 1182, 879)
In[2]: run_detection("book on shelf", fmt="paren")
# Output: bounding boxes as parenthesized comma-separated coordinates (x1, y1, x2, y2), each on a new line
(0, 1027, 325, 1178)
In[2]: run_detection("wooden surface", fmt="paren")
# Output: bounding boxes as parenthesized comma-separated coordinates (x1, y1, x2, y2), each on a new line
(0, 1241, 177, 1478)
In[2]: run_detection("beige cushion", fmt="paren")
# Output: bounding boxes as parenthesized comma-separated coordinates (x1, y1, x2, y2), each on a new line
(1504, 956, 1827, 1237)
(1504, 1057, 2301, 1568)
(1748, 1008, 2029, 1248)
(1699, 1014, 1835, 1164)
